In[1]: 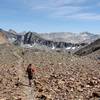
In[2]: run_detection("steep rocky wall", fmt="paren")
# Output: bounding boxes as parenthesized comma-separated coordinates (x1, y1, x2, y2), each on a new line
(23, 32, 86, 49)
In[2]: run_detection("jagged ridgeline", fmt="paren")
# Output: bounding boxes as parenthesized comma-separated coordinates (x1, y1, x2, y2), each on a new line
(23, 32, 87, 49)
(0, 29, 100, 51)
(75, 39, 100, 56)
(23, 32, 44, 44)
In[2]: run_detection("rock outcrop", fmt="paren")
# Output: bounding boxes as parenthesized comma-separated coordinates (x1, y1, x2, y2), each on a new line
(23, 32, 87, 50)
(75, 38, 100, 56)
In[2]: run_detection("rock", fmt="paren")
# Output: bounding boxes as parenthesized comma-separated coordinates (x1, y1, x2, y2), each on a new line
(87, 80, 94, 86)
(70, 77, 75, 81)
(77, 86, 83, 92)
(92, 91, 100, 97)
(37, 94, 47, 100)
(0, 98, 6, 100)
(86, 85, 91, 88)
(58, 80, 65, 85)
(70, 88, 74, 92)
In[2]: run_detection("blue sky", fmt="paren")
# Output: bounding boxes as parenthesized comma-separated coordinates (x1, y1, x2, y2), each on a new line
(0, 0, 100, 34)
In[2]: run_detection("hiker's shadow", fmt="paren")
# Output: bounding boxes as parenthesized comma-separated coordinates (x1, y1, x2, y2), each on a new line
(15, 82, 30, 87)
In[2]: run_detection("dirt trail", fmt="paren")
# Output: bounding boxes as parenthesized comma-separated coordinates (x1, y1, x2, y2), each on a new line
(13, 52, 35, 100)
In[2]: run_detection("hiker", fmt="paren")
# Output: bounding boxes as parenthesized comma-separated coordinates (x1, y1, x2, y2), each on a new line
(26, 64, 35, 86)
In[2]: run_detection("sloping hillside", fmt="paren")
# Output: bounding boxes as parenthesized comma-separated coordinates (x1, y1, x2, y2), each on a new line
(0, 29, 19, 44)
(0, 32, 8, 44)
(74, 38, 100, 56)
(0, 44, 100, 100)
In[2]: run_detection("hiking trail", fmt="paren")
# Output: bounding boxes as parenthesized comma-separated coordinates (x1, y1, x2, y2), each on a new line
(13, 52, 35, 100)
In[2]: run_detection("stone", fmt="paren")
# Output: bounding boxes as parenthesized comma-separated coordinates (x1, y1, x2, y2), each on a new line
(77, 86, 83, 92)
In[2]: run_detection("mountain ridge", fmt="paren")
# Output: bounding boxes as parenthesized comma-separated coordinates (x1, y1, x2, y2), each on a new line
(74, 38, 100, 56)
(0, 29, 99, 51)
(40, 32, 100, 43)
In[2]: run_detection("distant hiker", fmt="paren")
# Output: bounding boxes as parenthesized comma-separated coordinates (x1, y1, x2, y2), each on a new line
(26, 64, 35, 86)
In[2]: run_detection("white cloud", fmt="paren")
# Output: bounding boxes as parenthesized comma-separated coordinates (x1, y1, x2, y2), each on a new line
(54, 0, 87, 7)
(26, 0, 100, 20)
(65, 13, 100, 20)
(31, 0, 87, 9)
(50, 6, 82, 17)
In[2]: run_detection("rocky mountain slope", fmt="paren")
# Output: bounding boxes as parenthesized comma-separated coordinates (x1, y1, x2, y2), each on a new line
(23, 32, 87, 51)
(0, 29, 22, 45)
(22, 31, 99, 51)
(0, 32, 8, 44)
(1, 28, 99, 45)
(0, 29, 100, 100)
(0, 44, 100, 100)
(0, 29, 87, 50)
(75, 39, 100, 56)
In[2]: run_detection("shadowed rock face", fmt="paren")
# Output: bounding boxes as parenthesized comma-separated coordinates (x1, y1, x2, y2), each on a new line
(75, 39, 100, 56)
(23, 32, 87, 49)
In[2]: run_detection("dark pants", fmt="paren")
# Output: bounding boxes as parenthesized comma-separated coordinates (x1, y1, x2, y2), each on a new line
(28, 74, 33, 86)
